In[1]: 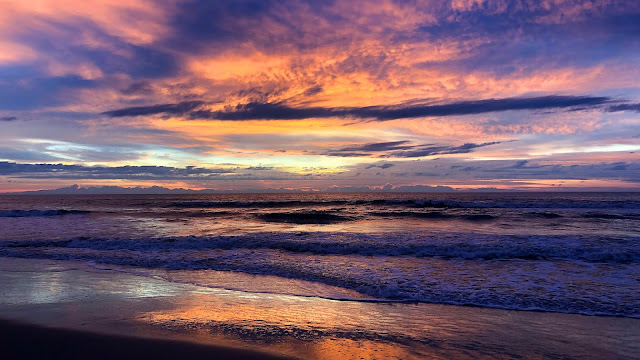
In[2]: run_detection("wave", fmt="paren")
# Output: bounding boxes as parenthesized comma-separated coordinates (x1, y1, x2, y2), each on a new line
(527, 212, 563, 219)
(171, 200, 350, 208)
(369, 211, 496, 221)
(461, 214, 496, 221)
(170, 199, 462, 209)
(3, 232, 637, 263)
(0, 209, 90, 217)
(257, 212, 353, 224)
(582, 212, 640, 220)
(169, 198, 640, 210)
(154, 210, 232, 218)
(2, 240, 637, 318)
(410, 200, 640, 210)
(370, 211, 453, 219)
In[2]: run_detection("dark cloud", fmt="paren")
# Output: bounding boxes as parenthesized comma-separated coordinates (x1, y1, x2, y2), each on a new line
(326, 141, 417, 157)
(120, 81, 154, 95)
(0, 17, 181, 110)
(348, 158, 640, 185)
(303, 85, 323, 96)
(168, 0, 273, 52)
(165, 0, 337, 54)
(102, 101, 206, 117)
(340, 141, 415, 152)
(385, 142, 502, 158)
(451, 159, 640, 182)
(325, 141, 502, 158)
(414, 2, 640, 73)
(426, 2, 640, 40)
(365, 163, 395, 170)
(0, 149, 61, 162)
(0, 116, 17, 121)
(357, 96, 612, 121)
(0, 74, 99, 110)
(104, 95, 614, 121)
(324, 151, 371, 157)
(607, 103, 640, 112)
(610, 162, 629, 171)
(190, 102, 337, 120)
(20, 15, 180, 78)
(78, 45, 179, 79)
(0, 162, 233, 181)
(501, 160, 640, 182)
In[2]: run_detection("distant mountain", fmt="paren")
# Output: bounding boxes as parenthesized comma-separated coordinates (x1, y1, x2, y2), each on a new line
(323, 184, 462, 193)
(8, 184, 316, 195)
(11, 184, 214, 195)
(6, 184, 508, 195)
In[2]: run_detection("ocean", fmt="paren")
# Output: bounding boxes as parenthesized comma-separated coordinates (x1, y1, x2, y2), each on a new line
(1, 192, 638, 318)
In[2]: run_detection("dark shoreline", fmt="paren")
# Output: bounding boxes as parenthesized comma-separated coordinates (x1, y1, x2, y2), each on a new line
(0, 319, 295, 360)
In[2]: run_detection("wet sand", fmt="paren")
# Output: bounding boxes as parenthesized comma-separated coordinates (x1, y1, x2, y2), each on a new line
(0, 319, 293, 360)
(0, 257, 638, 359)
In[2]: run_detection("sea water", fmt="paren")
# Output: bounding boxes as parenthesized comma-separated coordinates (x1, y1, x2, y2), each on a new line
(0, 192, 638, 317)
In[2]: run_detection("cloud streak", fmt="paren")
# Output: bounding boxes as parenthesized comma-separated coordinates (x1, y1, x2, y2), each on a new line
(104, 95, 614, 121)
(101, 101, 206, 117)
(384, 142, 503, 158)
(607, 103, 640, 113)
(324, 141, 503, 158)
(0, 162, 234, 181)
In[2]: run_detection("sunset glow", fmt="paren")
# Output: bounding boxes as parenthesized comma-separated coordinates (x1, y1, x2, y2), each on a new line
(1, 0, 639, 192)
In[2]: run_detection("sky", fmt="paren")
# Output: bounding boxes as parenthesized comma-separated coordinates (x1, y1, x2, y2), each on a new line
(0, 0, 639, 192)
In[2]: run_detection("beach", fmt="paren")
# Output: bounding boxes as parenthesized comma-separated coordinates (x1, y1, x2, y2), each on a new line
(0, 319, 293, 360)
(0, 192, 638, 359)
(1, 257, 638, 359)
(3, 1, 640, 357)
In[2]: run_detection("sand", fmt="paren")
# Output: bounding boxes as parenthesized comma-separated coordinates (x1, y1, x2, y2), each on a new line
(0, 319, 294, 360)
(0, 257, 638, 359)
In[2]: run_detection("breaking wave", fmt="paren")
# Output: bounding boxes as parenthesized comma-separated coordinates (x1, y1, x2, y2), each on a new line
(257, 212, 353, 224)
(169, 198, 640, 210)
(2, 232, 637, 263)
(1, 232, 638, 317)
(0, 209, 90, 217)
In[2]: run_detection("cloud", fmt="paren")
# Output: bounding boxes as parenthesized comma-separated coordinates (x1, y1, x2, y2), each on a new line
(342, 157, 640, 187)
(166, 0, 278, 52)
(0, 1, 184, 112)
(0, 116, 17, 121)
(325, 140, 418, 157)
(365, 163, 395, 169)
(385, 142, 503, 158)
(119, 81, 154, 95)
(340, 141, 415, 152)
(607, 103, 640, 112)
(104, 95, 614, 121)
(0, 148, 61, 161)
(0, 73, 99, 110)
(0, 162, 234, 181)
(324, 140, 503, 158)
(414, 1, 640, 73)
(101, 101, 206, 117)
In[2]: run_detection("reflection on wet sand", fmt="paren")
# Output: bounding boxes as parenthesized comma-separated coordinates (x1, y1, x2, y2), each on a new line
(0, 258, 637, 360)
(139, 291, 637, 360)
(141, 294, 441, 359)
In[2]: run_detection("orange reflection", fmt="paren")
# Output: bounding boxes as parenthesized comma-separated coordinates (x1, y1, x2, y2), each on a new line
(139, 293, 449, 360)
